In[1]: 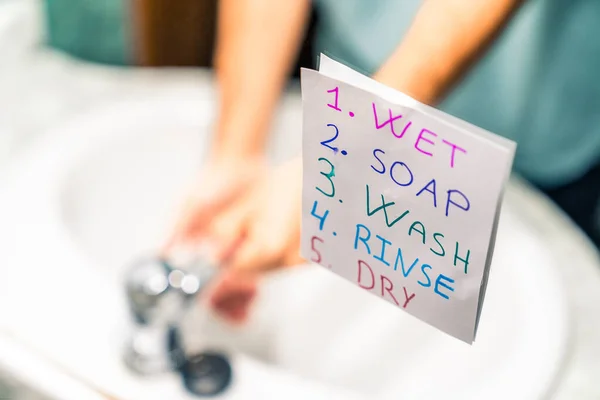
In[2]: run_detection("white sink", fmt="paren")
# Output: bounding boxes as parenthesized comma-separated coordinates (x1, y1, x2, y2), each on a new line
(0, 90, 571, 400)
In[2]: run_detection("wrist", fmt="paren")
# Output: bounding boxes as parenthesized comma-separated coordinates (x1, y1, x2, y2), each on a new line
(210, 119, 267, 160)
(210, 104, 272, 163)
(374, 66, 440, 106)
(207, 136, 266, 168)
(209, 140, 267, 167)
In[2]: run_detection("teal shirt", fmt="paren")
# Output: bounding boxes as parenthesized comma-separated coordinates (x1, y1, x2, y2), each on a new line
(313, 0, 600, 188)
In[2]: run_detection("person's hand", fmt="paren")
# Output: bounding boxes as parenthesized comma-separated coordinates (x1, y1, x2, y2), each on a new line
(164, 155, 265, 255)
(205, 156, 304, 323)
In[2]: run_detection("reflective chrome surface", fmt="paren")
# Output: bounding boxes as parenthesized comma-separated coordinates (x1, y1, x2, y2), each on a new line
(123, 255, 218, 375)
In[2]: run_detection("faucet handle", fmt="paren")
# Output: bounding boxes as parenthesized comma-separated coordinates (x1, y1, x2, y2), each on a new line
(166, 246, 218, 294)
(124, 255, 217, 325)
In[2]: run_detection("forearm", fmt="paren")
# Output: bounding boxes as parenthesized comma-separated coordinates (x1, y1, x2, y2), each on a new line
(212, 0, 310, 161)
(374, 0, 524, 105)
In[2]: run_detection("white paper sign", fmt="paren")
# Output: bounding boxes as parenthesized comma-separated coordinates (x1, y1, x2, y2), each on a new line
(300, 55, 516, 344)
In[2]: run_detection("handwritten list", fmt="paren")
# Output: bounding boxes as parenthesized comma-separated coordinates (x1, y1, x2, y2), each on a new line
(301, 55, 516, 344)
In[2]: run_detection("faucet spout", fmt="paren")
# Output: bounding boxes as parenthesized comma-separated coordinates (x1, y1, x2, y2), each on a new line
(123, 254, 217, 375)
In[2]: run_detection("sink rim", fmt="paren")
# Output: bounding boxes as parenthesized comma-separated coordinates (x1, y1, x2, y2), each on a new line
(0, 330, 109, 400)
(0, 93, 367, 400)
(0, 93, 594, 400)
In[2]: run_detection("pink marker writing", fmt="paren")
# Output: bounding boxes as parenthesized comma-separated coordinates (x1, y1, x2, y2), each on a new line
(372, 102, 467, 168)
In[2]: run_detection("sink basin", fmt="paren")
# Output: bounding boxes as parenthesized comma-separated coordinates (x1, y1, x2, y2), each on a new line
(0, 89, 571, 400)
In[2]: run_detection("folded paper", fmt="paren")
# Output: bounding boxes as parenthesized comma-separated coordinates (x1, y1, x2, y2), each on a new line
(300, 54, 516, 344)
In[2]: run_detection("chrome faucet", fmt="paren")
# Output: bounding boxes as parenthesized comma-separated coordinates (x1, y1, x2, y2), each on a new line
(123, 253, 217, 375)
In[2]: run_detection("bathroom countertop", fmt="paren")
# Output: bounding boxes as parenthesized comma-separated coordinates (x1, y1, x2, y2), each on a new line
(2, 1, 600, 399)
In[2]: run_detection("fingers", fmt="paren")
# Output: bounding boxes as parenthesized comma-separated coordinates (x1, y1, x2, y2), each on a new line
(165, 186, 249, 254)
(227, 233, 281, 274)
(206, 233, 277, 324)
(208, 236, 302, 324)
(165, 174, 252, 250)
(282, 228, 305, 267)
(205, 196, 253, 263)
(223, 190, 303, 274)
(163, 199, 220, 252)
(164, 193, 252, 273)
(208, 270, 258, 324)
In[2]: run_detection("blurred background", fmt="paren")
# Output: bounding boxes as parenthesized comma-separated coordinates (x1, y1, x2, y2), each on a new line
(0, 0, 311, 159)
(1, 1, 600, 400)
(0, 0, 316, 167)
